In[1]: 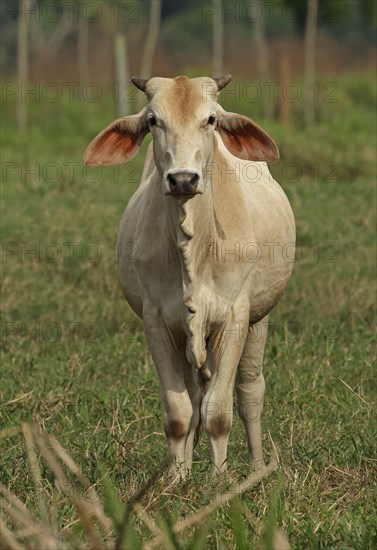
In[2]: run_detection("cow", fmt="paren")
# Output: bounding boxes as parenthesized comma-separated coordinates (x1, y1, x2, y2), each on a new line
(84, 75, 295, 478)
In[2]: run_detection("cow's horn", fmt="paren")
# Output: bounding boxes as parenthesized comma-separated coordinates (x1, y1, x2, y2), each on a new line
(131, 77, 148, 92)
(214, 75, 232, 91)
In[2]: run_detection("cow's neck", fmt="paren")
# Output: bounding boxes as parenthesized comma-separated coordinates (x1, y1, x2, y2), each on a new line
(163, 176, 217, 368)
(164, 180, 216, 296)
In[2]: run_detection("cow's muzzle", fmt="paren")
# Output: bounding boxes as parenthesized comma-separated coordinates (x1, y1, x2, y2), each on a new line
(166, 170, 202, 197)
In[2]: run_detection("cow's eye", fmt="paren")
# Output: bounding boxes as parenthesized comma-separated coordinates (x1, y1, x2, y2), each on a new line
(207, 115, 216, 125)
(148, 115, 157, 127)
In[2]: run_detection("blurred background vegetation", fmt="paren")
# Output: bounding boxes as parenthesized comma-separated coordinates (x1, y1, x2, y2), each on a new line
(1, 1, 376, 78)
(1, 0, 376, 125)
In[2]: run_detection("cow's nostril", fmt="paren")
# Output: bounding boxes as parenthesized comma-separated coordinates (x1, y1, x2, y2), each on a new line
(190, 173, 199, 188)
(168, 174, 177, 188)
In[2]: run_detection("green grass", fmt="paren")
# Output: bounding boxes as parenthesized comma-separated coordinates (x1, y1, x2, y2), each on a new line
(1, 73, 376, 548)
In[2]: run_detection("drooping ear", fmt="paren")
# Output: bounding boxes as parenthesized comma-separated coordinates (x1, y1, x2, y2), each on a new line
(83, 111, 149, 166)
(216, 111, 279, 162)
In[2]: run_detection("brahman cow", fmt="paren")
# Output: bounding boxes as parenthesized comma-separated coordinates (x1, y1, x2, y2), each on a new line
(84, 75, 295, 478)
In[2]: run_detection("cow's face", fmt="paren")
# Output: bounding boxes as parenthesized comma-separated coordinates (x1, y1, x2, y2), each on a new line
(84, 75, 279, 200)
(142, 76, 222, 197)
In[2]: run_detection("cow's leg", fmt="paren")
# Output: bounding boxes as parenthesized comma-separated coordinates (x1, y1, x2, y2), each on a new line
(144, 318, 193, 479)
(236, 315, 268, 470)
(201, 314, 248, 475)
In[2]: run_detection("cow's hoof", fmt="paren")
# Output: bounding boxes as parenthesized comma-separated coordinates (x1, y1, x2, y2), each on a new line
(211, 464, 227, 478)
(166, 464, 189, 484)
(252, 459, 266, 472)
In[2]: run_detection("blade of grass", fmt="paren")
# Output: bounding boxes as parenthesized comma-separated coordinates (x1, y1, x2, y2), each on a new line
(133, 502, 163, 540)
(46, 430, 114, 539)
(230, 500, 248, 550)
(0, 518, 23, 550)
(115, 456, 171, 550)
(31, 425, 106, 550)
(0, 487, 62, 548)
(21, 422, 47, 523)
(2, 390, 34, 407)
(0, 426, 22, 439)
(338, 377, 377, 414)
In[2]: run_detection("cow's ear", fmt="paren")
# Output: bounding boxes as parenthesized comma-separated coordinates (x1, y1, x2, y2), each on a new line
(216, 111, 279, 162)
(83, 111, 149, 166)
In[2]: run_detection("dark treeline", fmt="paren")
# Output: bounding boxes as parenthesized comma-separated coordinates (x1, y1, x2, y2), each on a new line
(1, 0, 376, 79)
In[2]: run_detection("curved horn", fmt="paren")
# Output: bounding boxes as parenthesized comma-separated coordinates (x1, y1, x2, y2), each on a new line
(131, 77, 149, 92)
(214, 74, 232, 92)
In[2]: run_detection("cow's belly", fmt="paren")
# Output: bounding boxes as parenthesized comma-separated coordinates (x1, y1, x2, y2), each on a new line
(248, 262, 294, 323)
(119, 253, 188, 332)
(245, 183, 296, 323)
(119, 237, 295, 329)
(119, 263, 143, 319)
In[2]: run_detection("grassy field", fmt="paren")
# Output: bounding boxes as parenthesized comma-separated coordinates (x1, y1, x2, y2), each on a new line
(1, 73, 376, 548)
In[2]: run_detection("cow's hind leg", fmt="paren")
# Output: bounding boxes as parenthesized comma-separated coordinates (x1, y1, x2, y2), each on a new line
(236, 316, 268, 470)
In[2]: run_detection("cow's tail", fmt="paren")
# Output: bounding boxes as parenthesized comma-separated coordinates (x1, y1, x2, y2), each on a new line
(193, 358, 212, 449)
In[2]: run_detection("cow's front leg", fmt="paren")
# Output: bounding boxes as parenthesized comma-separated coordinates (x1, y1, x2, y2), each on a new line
(201, 314, 248, 475)
(144, 317, 193, 479)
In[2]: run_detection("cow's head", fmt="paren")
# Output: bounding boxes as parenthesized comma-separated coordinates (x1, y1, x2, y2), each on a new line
(84, 75, 279, 198)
